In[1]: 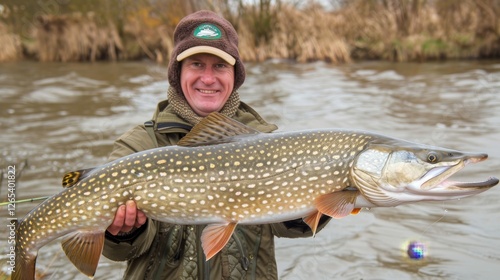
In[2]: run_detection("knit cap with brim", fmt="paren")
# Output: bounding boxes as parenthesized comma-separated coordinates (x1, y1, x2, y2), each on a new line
(167, 10, 246, 94)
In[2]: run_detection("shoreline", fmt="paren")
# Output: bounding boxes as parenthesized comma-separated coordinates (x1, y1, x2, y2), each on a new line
(1, 0, 499, 63)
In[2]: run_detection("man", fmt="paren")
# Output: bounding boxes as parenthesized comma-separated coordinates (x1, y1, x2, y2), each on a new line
(103, 10, 330, 279)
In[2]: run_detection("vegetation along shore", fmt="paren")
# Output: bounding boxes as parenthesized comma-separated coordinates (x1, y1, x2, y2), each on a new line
(1, 0, 499, 63)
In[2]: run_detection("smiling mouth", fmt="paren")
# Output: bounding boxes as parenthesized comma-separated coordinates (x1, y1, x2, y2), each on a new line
(198, 89, 219, 94)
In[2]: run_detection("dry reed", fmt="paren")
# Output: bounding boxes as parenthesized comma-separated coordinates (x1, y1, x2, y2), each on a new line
(338, 0, 500, 61)
(236, 2, 350, 63)
(0, 22, 22, 62)
(35, 13, 122, 62)
(1, 0, 499, 63)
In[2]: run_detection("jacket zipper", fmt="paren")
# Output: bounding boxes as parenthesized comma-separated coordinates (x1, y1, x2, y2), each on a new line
(196, 225, 210, 280)
(233, 230, 250, 271)
(250, 226, 262, 280)
(151, 225, 184, 280)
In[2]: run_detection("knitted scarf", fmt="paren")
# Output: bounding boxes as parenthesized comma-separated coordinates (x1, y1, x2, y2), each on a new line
(167, 86, 240, 125)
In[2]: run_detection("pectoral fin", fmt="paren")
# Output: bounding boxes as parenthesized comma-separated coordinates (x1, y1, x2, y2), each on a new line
(61, 231, 105, 277)
(201, 223, 237, 260)
(303, 210, 323, 237)
(315, 191, 359, 219)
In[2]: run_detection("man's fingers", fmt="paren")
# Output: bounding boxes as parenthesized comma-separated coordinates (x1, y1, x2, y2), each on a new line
(136, 210, 147, 228)
(123, 200, 137, 228)
(107, 204, 126, 235)
(107, 200, 145, 236)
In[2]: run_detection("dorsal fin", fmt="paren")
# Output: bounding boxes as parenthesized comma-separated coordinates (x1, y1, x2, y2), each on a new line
(177, 112, 260, 147)
(62, 167, 95, 188)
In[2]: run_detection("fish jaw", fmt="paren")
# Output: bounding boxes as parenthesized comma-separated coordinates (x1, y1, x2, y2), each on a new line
(352, 143, 499, 207)
(407, 155, 499, 197)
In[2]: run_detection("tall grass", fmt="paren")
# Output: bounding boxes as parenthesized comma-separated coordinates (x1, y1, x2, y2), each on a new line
(231, 1, 350, 62)
(35, 13, 122, 62)
(338, 0, 500, 61)
(0, 0, 498, 62)
(0, 22, 21, 61)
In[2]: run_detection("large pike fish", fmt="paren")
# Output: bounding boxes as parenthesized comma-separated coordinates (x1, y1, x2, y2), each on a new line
(13, 113, 498, 279)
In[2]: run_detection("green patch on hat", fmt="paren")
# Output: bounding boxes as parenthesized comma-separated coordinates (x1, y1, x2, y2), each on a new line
(193, 24, 222, 40)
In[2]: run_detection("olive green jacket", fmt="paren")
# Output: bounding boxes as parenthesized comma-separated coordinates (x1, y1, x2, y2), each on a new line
(102, 100, 330, 279)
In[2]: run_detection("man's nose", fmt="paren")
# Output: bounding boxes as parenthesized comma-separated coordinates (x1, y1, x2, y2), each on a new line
(200, 68, 216, 85)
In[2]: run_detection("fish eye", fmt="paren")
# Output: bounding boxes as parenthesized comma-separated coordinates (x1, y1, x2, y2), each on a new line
(427, 152, 439, 163)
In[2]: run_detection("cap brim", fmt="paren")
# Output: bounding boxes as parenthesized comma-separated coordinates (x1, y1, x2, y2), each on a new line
(176, 46, 236, 65)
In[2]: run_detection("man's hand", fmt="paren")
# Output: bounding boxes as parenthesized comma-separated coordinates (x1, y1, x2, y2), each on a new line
(107, 200, 147, 235)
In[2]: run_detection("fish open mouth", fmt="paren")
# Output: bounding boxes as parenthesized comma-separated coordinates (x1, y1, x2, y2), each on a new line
(412, 154, 499, 194)
(440, 175, 500, 189)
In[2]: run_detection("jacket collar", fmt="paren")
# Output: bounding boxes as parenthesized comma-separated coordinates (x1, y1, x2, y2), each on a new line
(151, 99, 278, 134)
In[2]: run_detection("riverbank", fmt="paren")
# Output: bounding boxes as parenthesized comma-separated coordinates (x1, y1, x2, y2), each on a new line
(1, 0, 499, 63)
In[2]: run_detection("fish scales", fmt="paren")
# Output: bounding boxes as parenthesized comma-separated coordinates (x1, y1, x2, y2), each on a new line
(13, 112, 498, 280)
(131, 130, 373, 224)
(16, 130, 371, 262)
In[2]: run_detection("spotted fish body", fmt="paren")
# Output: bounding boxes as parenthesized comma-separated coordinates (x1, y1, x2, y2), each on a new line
(13, 113, 498, 280)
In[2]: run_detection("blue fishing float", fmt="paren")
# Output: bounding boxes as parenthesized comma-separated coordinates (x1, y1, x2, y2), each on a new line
(407, 241, 426, 259)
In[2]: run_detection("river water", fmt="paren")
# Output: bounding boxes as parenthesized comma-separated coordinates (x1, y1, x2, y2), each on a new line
(1, 60, 499, 279)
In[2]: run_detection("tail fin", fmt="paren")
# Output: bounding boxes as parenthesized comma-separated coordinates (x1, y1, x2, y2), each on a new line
(12, 221, 37, 280)
(11, 247, 36, 280)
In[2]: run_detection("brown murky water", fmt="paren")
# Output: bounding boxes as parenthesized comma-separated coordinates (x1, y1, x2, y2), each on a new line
(1, 60, 499, 279)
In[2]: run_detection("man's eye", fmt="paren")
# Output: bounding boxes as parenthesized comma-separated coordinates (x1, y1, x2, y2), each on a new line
(215, 63, 228, 68)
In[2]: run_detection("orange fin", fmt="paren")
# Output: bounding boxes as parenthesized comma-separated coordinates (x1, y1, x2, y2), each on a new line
(177, 112, 260, 147)
(201, 223, 237, 260)
(62, 167, 95, 188)
(61, 231, 105, 277)
(351, 208, 362, 215)
(303, 210, 323, 237)
(315, 191, 359, 219)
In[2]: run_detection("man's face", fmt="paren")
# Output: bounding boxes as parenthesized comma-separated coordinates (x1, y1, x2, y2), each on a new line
(180, 53, 235, 117)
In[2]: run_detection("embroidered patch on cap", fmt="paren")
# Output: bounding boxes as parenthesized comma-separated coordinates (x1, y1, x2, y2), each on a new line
(193, 24, 222, 40)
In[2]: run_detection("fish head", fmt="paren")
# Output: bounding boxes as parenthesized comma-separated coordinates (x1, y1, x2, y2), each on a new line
(351, 139, 499, 207)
